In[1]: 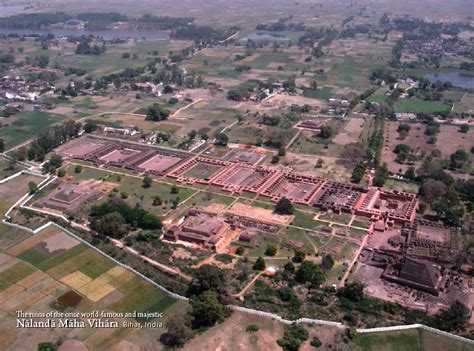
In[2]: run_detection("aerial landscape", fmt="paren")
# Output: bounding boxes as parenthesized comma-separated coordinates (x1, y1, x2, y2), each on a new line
(0, 0, 473, 350)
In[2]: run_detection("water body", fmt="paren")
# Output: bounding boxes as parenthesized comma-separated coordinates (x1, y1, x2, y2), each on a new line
(241, 32, 291, 41)
(0, 27, 170, 40)
(0, 5, 27, 15)
(423, 72, 474, 89)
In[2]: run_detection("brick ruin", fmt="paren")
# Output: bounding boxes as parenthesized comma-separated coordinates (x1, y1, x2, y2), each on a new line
(56, 136, 419, 226)
(164, 209, 236, 252)
(35, 180, 106, 214)
(262, 173, 325, 205)
(388, 220, 460, 263)
(296, 119, 323, 130)
(163, 209, 281, 252)
(56, 137, 187, 175)
(225, 148, 266, 165)
(359, 219, 463, 298)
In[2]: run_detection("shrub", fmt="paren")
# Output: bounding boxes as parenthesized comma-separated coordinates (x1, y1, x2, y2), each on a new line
(246, 324, 259, 332)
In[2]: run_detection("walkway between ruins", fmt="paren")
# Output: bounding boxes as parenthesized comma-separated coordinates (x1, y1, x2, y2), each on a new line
(338, 233, 369, 288)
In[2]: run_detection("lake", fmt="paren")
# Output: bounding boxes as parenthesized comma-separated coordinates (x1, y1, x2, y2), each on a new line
(423, 72, 474, 89)
(241, 32, 291, 41)
(0, 5, 27, 15)
(0, 27, 170, 40)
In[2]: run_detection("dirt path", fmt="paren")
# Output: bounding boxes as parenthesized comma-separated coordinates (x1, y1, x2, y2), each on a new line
(170, 98, 203, 118)
(338, 233, 369, 288)
(110, 238, 192, 281)
(286, 128, 302, 149)
(233, 272, 263, 299)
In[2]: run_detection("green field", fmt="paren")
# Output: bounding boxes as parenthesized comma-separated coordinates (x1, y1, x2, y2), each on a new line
(0, 111, 66, 148)
(394, 99, 451, 114)
(368, 94, 389, 103)
(0, 261, 36, 291)
(354, 329, 473, 351)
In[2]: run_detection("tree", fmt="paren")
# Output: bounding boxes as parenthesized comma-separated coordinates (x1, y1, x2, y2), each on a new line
(419, 179, 448, 202)
(214, 133, 228, 147)
(38, 342, 58, 351)
(310, 336, 322, 348)
(189, 291, 226, 328)
(459, 124, 469, 133)
(246, 324, 259, 332)
(450, 149, 469, 169)
(146, 103, 170, 121)
(321, 254, 335, 271)
(187, 264, 228, 296)
(404, 166, 416, 181)
(0, 138, 4, 153)
(83, 121, 98, 133)
(318, 125, 333, 139)
(171, 185, 179, 194)
(152, 195, 163, 206)
(393, 144, 410, 154)
(295, 261, 325, 286)
(292, 250, 306, 263)
(284, 261, 295, 273)
(315, 158, 324, 168)
(74, 165, 82, 173)
(57, 169, 66, 177)
(253, 257, 266, 271)
(277, 324, 309, 351)
(159, 313, 192, 347)
(271, 155, 280, 164)
(346, 327, 358, 340)
(28, 181, 37, 194)
(275, 197, 294, 215)
(337, 281, 364, 302)
(278, 147, 286, 157)
(397, 123, 411, 134)
(49, 154, 63, 168)
(373, 163, 389, 187)
(235, 245, 244, 255)
(351, 162, 366, 183)
(435, 300, 470, 332)
(265, 244, 277, 256)
(90, 212, 127, 238)
(142, 176, 153, 188)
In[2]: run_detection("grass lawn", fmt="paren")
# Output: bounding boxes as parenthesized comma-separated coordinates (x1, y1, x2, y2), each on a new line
(303, 87, 334, 100)
(368, 94, 388, 103)
(354, 329, 422, 351)
(0, 111, 66, 148)
(291, 210, 319, 229)
(394, 99, 451, 114)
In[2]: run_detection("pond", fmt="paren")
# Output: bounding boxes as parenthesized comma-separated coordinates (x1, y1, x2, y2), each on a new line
(423, 72, 474, 89)
(0, 27, 170, 40)
(241, 32, 291, 41)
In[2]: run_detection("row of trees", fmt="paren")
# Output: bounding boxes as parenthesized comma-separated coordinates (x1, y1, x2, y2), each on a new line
(27, 121, 81, 161)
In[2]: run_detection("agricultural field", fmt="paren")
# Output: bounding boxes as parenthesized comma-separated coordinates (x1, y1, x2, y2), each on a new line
(0, 111, 68, 149)
(394, 99, 452, 114)
(0, 226, 180, 350)
(382, 121, 473, 174)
